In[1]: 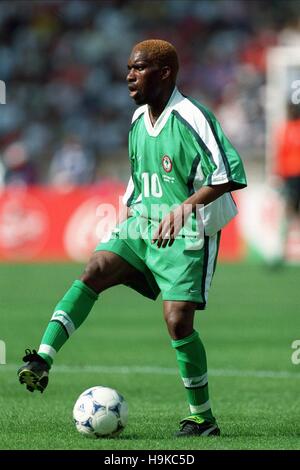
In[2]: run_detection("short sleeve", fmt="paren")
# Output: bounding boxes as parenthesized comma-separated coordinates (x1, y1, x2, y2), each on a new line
(197, 110, 247, 190)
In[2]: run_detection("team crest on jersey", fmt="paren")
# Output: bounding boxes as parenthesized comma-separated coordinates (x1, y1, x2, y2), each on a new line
(162, 155, 173, 173)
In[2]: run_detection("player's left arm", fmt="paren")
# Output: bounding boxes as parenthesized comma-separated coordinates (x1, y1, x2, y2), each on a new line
(152, 182, 234, 248)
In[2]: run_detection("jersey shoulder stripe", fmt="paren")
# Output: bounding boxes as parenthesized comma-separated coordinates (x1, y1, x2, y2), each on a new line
(187, 154, 201, 196)
(185, 96, 232, 179)
(173, 95, 230, 182)
(172, 110, 213, 162)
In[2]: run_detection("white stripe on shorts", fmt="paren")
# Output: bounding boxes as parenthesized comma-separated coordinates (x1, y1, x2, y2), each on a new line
(204, 234, 218, 302)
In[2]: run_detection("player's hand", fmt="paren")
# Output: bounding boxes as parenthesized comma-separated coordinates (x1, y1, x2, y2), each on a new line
(151, 205, 191, 248)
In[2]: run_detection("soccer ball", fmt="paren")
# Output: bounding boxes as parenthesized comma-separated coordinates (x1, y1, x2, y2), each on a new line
(73, 386, 128, 438)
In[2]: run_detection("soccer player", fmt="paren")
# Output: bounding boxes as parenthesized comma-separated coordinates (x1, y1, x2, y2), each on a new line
(18, 39, 247, 437)
(273, 102, 300, 263)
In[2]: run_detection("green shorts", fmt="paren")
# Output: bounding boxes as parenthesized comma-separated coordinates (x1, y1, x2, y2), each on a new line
(96, 216, 221, 310)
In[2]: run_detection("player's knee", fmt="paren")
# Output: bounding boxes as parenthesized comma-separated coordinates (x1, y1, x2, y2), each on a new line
(164, 306, 194, 340)
(80, 253, 108, 293)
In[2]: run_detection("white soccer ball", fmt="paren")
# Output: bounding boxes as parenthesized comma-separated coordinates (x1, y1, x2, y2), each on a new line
(73, 386, 128, 438)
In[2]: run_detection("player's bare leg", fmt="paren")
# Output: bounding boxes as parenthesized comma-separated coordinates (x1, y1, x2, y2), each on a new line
(80, 250, 140, 293)
(164, 300, 220, 437)
(163, 300, 196, 340)
(276, 199, 299, 265)
(285, 203, 300, 258)
(18, 251, 141, 392)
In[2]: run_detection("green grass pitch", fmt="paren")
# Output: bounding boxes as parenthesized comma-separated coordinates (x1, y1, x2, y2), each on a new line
(0, 262, 300, 450)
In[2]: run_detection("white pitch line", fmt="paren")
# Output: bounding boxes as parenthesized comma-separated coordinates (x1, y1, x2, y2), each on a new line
(2, 364, 300, 380)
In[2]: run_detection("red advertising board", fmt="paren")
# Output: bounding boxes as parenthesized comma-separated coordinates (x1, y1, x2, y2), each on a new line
(0, 182, 243, 262)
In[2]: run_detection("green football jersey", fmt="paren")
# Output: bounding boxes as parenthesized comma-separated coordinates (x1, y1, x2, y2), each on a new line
(123, 88, 247, 236)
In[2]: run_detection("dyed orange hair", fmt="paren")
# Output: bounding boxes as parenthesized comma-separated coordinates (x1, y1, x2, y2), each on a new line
(132, 39, 179, 81)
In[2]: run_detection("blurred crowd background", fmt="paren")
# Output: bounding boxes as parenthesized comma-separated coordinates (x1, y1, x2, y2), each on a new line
(0, 0, 300, 187)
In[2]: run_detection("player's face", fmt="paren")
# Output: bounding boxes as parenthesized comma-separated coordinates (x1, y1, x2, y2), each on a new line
(127, 49, 163, 105)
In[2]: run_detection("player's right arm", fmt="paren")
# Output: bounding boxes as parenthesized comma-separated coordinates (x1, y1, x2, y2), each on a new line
(152, 181, 234, 248)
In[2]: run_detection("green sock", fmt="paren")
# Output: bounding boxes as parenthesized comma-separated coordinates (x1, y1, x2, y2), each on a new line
(171, 330, 215, 423)
(38, 280, 98, 367)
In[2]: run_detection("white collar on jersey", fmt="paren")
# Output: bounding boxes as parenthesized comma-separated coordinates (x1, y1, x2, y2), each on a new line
(144, 86, 183, 137)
